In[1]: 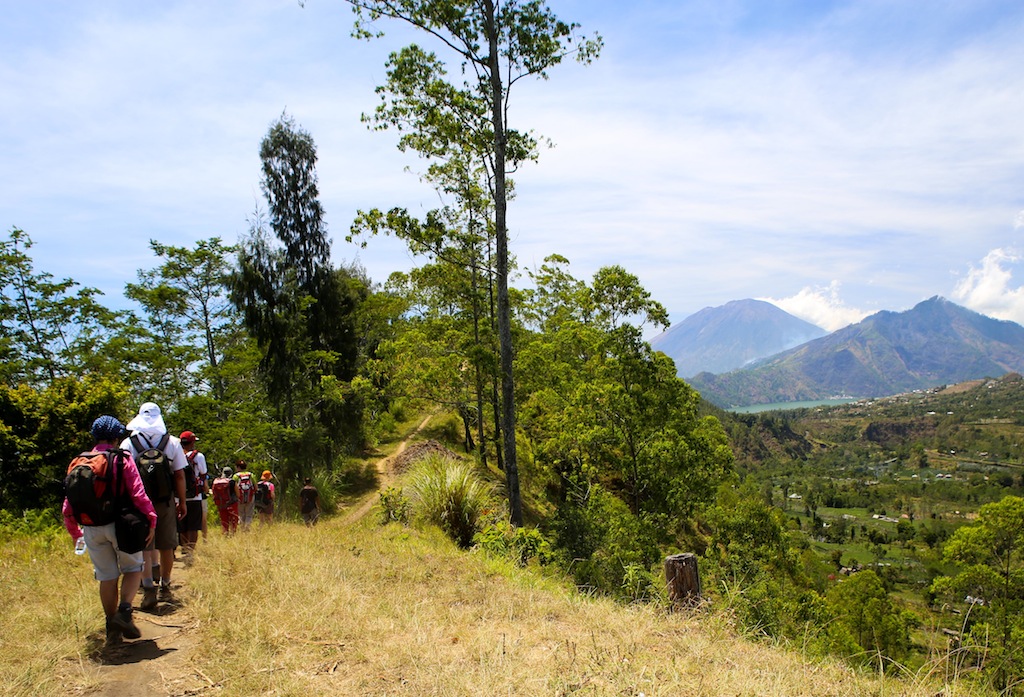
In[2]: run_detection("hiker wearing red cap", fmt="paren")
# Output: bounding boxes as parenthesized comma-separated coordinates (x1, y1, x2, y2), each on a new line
(178, 431, 207, 564)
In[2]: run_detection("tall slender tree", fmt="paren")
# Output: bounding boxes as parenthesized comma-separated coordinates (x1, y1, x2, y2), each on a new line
(343, 0, 601, 525)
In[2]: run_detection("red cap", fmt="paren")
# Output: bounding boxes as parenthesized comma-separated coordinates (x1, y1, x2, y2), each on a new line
(180, 430, 197, 444)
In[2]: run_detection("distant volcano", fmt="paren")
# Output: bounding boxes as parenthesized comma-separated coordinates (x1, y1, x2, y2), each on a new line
(650, 298, 826, 378)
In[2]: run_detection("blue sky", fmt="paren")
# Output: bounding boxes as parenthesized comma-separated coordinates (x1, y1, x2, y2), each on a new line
(4, 0, 1024, 333)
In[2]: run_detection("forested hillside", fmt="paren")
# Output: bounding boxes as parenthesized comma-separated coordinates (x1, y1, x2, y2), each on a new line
(4, 3, 1024, 694)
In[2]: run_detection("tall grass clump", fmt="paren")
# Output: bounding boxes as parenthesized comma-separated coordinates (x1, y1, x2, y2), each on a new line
(406, 454, 493, 547)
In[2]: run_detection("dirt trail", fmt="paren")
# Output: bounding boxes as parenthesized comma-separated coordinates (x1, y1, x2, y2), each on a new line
(79, 415, 431, 695)
(341, 413, 432, 525)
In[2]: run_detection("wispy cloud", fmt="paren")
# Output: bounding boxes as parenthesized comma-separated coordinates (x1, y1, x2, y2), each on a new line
(761, 282, 871, 332)
(953, 249, 1024, 324)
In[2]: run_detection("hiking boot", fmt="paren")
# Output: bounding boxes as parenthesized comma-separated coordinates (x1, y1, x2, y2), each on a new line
(105, 617, 123, 645)
(140, 586, 158, 612)
(158, 584, 174, 603)
(109, 607, 141, 640)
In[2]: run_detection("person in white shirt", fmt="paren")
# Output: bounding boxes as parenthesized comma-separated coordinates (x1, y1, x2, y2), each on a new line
(121, 402, 188, 610)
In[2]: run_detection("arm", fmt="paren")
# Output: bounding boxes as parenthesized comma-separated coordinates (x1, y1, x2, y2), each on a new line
(62, 497, 83, 540)
(169, 439, 189, 517)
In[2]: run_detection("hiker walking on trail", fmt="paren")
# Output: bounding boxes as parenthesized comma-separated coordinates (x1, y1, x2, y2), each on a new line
(121, 402, 188, 611)
(211, 466, 238, 534)
(256, 470, 276, 524)
(300, 477, 320, 526)
(63, 415, 157, 645)
(178, 430, 207, 564)
(233, 460, 258, 531)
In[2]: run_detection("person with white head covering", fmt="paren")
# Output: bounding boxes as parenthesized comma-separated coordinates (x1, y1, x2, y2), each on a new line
(121, 402, 188, 610)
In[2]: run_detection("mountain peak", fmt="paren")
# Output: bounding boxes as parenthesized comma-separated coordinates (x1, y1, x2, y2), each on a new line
(651, 299, 827, 377)
(688, 298, 1024, 407)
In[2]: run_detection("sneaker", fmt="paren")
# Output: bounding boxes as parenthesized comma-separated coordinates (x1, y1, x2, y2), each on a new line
(109, 607, 141, 640)
(158, 584, 174, 603)
(140, 586, 158, 612)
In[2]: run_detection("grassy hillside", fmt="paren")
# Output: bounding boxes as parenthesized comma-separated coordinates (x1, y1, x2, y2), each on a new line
(2, 507, 988, 696)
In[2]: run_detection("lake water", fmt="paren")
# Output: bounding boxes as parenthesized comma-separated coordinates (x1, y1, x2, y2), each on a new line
(729, 398, 858, 414)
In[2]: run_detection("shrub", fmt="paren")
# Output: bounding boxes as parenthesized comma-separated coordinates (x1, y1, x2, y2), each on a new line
(474, 517, 553, 566)
(406, 455, 493, 547)
(379, 486, 411, 526)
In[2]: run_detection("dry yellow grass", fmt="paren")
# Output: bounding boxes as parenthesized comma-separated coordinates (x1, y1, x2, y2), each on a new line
(1, 513, 993, 696)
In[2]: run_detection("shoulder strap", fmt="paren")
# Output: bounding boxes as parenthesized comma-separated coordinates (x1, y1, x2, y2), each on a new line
(156, 433, 170, 450)
(186, 450, 198, 464)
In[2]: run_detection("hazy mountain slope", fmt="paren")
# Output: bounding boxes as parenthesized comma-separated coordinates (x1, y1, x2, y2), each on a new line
(689, 297, 1024, 407)
(650, 298, 827, 377)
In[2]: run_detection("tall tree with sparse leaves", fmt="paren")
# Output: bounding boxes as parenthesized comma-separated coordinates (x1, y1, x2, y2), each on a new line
(341, 0, 601, 525)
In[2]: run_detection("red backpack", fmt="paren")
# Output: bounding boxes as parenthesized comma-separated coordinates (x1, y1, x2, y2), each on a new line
(237, 472, 255, 504)
(212, 477, 232, 507)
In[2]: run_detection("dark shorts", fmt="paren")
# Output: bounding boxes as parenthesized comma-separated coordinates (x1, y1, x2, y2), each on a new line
(177, 500, 204, 534)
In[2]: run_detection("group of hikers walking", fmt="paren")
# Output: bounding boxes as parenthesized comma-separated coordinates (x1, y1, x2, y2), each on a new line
(61, 403, 320, 645)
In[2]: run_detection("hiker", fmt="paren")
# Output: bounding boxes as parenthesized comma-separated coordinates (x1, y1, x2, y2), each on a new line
(211, 466, 238, 534)
(299, 477, 320, 526)
(233, 460, 258, 531)
(63, 415, 157, 645)
(121, 402, 188, 611)
(256, 470, 276, 524)
(178, 430, 208, 564)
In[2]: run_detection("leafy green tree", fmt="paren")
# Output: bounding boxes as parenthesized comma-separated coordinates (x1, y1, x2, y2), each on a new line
(932, 495, 1024, 689)
(125, 238, 237, 402)
(519, 257, 733, 526)
(827, 570, 912, 666)
(0, 376, 127, 511)
(0, 228, 123, 386)
(351, 201, 502, 465)
(232, 115, 374, 496)
(344, 0, 602, 526)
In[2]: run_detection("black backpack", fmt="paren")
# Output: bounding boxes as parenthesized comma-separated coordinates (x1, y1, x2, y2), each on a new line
(255, 480, 272, 509)
(65, 450, 124, 526)
(132, 433, 174, 503)
(184, 450, 201, 499)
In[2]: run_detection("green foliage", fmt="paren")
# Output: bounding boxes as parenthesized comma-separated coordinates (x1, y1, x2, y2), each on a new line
(0, 508, 62, 542)
(407, 454, 494, 547)
(0, 375, 127, 511)
(0, 228, 126, 387)
(379, 486, 411, 526)
(551, 480, 661, 600)
(474, 516, 552, 567)
(932, 495, 1024, 689)
(826, 570, 913, 667)
(520, 257, 734, 529)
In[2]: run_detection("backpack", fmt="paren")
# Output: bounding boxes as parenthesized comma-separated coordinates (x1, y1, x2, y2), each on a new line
(184, 450, 200, 499)
(255, 480, 272, 510)
(211, 477, 233, 507)
(65, 450, 123, 526)
(132, 433, 174, 503)
(237, 472, 255, 504)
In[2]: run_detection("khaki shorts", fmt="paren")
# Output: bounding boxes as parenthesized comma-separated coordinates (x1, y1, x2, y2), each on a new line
(147, 500, 179, 551)
(83, 523, 144, 581)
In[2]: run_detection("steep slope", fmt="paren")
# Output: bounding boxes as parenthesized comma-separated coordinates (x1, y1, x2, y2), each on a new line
(650, 298, 827, 377)
(689, 296, 1024, 407)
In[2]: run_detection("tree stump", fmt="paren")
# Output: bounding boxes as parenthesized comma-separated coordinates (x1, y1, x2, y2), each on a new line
(664, 553, 701, 607)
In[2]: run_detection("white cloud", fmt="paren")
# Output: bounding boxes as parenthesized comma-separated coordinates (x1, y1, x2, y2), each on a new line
(761, 282, 871, 332)
(953, 249, 1024, 324)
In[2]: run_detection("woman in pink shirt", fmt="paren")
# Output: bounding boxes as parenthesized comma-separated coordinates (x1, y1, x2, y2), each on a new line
(63, 415, 157, 645)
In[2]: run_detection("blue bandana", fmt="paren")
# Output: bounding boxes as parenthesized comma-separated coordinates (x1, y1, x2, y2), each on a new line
(91, 415, 126, 442)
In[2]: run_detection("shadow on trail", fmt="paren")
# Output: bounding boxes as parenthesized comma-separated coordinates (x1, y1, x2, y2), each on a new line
(90, 638, 176, 665)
